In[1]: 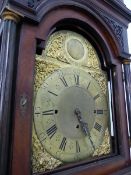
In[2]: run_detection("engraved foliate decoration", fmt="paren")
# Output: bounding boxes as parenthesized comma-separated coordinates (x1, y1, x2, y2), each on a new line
(28, 0, 40, 8)
(44, 31, 89, 66)
(101, 15, 124, 50)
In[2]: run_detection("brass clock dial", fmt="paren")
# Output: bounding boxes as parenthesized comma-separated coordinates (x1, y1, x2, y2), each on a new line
(34, 67, 108, 162)
(33, 30, 111, 173)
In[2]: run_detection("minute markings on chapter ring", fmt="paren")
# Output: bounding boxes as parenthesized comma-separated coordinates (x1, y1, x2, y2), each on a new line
(39, 132, 47, 142)
(94, 94, 100, 100)
(48, 90, 58, 96)
(87, 81, 91, 89)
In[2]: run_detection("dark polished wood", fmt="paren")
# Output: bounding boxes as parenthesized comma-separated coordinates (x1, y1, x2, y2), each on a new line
(0, 19, 19, 175)
(7, 0, 131, 59)
(112, 166, 131, 175)
(4, 0, 130, 58)
(0, 0, 6, 15)
(8, 0, 131, 22)
(123, 63, 131, 140)
(10, 23, 36, 175)
(10, 3, 131, 175)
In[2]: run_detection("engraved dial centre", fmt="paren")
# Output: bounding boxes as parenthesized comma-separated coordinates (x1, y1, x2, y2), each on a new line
(56, 86, 95, 139)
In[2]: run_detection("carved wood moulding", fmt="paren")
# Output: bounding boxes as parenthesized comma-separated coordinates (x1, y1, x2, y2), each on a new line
(101, 14, 124, 51)
(8, 0, 131, 21)
(0, 0, 7, 15)
(27, 0, 40, 8)
(10, 0, 42, 8)
(5, 0, 130, 57)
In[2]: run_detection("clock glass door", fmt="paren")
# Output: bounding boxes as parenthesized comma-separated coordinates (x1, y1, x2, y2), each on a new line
(32, 30, 114, 174)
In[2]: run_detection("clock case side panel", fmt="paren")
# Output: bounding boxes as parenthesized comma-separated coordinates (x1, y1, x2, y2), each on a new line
(11, 5, 130, 175)
(11, 23, 37, 175)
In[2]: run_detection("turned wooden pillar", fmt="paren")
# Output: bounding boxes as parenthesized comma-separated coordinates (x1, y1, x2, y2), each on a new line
(0, 10, 20, 175)
(123, 60, 131, 138)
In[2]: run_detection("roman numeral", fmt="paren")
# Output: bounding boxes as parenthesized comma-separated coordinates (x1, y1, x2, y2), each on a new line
(74, 75, 79, 85)
(94, 122, 102, 132)
(59, 137, 67, 151)
(42, 110, 55, 115)
(48, 91, 58, 96)
(46, 124, 57, 139)
(76, 141, 80, 153)
(94, 94, 100, 100)
(94, 110, 103, 114)
(87, 82, 91, 90)
(34, 112, 41, 115)
(60, 76, 68, 87)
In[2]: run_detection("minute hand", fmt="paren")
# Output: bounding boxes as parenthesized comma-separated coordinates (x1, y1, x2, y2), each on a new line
(74, 108, 95, 150)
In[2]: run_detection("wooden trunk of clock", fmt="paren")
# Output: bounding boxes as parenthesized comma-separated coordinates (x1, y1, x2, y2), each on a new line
(0, 0, 131, 175)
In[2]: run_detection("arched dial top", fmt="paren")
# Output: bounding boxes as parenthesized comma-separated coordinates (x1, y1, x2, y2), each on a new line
(34, 67, 108, 162)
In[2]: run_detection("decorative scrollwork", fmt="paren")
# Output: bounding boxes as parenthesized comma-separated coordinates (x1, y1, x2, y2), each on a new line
(102, 15, 124, 50)
(27, 0, 40, 8)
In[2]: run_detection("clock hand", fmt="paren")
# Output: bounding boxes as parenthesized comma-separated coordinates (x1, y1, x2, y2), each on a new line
(74, 108, 95, 150)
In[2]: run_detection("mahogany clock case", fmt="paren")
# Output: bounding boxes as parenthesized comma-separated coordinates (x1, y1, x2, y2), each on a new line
(0, 1, 130, 175)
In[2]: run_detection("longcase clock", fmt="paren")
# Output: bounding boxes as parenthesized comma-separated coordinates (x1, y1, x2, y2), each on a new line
(0, 0, 131, 175)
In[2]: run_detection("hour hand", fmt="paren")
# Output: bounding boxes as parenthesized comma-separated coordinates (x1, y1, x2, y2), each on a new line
(74, 108, 89, 135)
(74, 108, 95, 150)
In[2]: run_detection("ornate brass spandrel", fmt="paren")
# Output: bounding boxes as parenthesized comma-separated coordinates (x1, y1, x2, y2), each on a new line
(34, 57, 60, 92)
(32, 125, 62, 173)
(44, 31, 68, 63)
(93, 129, 110, 156)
